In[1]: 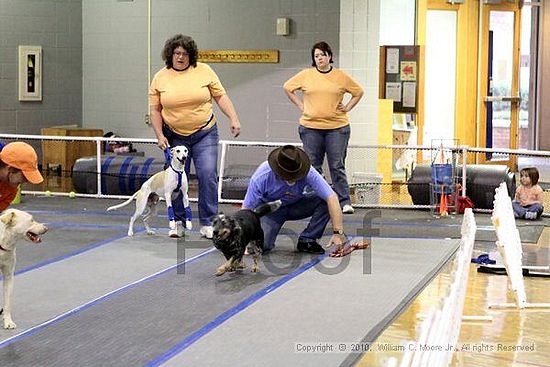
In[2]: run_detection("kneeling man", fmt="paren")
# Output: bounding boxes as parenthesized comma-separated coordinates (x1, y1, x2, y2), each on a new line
(242, 145, 346, 254)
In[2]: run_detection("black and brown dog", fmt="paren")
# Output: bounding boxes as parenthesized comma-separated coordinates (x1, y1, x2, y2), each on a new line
(212, 200, 282, 276)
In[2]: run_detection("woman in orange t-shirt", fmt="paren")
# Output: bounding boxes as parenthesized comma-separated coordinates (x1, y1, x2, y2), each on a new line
(149, 34, 241, 239)
(512, 167, 545, 220)
(284, 41, 363, 215)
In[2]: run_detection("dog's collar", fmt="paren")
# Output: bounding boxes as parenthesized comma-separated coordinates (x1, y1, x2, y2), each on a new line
(170, 164, 184, 174)
(0, 243, 11, 252)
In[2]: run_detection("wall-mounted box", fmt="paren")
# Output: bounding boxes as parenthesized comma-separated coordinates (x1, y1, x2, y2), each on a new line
(18, 45, 42, 101)
(276, 18, 290, 36)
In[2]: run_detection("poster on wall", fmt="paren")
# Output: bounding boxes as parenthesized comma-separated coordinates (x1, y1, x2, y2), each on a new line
(385, 82, 402, 102)
(18, 45, 42, 101)
(400, 61, 417, 81)
(386, 48, 399, 74)
(402, 82, 416, 108)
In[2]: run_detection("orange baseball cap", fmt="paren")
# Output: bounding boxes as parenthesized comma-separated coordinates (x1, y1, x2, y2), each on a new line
(0, 142, 44, 184)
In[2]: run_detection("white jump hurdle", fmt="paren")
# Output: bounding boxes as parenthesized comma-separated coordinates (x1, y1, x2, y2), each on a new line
(396, 209, 480, 367)
(488, 182, 550, 310)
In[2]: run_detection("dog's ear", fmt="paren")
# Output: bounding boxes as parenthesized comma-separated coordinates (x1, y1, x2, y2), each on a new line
(0, 211, 16, 227)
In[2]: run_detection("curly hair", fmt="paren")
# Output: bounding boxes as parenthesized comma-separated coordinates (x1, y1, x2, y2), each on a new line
(162, 34, 198, 69)
(520, 167, 540, 185)
(311, 41, 333, 67)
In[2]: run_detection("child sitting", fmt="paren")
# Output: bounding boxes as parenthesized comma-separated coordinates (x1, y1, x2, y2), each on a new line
(513, 167, 544, 220)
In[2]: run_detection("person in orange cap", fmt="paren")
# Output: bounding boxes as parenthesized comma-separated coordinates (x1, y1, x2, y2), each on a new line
(0, 142, 44, 211)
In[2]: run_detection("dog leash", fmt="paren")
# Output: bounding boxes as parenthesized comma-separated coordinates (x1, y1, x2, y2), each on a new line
(163, 147, 192, 223)
(164, 148, 171, 166)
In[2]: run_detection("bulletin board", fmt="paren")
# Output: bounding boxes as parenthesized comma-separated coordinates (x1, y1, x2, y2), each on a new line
(379, 45, 420, 113)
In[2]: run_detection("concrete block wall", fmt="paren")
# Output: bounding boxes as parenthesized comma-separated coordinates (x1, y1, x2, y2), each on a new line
(340, 0, 380, 176)
(0, 0, 82, 137)
(82, 0, 344, 164)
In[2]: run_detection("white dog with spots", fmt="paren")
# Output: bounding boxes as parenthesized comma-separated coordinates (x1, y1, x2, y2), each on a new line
(0, 209, 48, 329)
(107, 146, 192, 237)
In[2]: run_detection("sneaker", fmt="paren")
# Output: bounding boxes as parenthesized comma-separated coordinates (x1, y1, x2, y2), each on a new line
(525, 212, 537, 220)
(200, 225, 214, 239)
(342, 204, 354, 214)
(169, 221, 184, 238)
(297, 241, 325, 254)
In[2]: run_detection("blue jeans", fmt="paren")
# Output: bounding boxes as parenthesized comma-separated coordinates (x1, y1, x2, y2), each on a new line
(260, 195, 330, 251)
(512, 201, 544, 219)
(299, 125, 351, 205)
(163, 124, 219, 225)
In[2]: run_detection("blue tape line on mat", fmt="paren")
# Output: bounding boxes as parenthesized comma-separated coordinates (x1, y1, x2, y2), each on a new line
(28, 209, 146, 217)
(143, 253, 327, 367)
(101, 156, 115, 192)
(0, 248, 216, 349)
(118, 157, 134, 194)
(0, 231, 137, 282)
(45, 222, 133, 230)
(13, 233, 133, 277)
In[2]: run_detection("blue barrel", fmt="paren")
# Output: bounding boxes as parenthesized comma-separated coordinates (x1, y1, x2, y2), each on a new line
(72, 155, 165, 195)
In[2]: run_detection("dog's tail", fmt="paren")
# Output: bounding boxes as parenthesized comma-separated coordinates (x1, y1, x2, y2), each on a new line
(253, 200, 282, 217)
(106, 191, 139, 212)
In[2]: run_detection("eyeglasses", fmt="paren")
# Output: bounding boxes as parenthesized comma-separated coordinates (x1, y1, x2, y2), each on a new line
(173, 51, 189, 57)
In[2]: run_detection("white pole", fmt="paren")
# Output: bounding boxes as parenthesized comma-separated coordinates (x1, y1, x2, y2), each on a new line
(461, 146, 467, 197)
(96, 138, 102, 196)
(218, 141, 227, 202)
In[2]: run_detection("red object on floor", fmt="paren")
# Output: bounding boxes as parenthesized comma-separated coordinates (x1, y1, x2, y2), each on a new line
(330, 241, 370, 257)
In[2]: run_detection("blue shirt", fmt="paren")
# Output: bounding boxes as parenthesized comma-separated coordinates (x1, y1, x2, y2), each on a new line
(243, 161, 335, 209)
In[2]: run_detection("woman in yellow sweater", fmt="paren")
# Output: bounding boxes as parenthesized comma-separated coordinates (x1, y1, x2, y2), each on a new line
(283, 41, 363, 214)
(149, 34, 241, 238)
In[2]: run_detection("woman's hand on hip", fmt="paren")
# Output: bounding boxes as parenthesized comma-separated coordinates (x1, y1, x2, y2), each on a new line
(157, 135, 170, 150)
(230, 119, 241, 137)
(337, 103, 348, 113)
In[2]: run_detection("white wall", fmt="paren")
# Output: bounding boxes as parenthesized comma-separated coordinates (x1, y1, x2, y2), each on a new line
(340, 0, 380, 175)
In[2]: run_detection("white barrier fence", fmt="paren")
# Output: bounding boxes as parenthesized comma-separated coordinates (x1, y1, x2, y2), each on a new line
(2, 133, 550, 214)
(490, 183, 527, 308)
(488, 182, 550, 310)
(396, 209, 478, 367)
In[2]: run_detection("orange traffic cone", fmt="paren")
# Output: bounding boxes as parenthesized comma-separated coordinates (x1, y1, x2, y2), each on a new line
(439, 185, 448, 216)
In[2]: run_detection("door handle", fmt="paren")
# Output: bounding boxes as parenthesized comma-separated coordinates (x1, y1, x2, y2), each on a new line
(484, 95, 521, 103)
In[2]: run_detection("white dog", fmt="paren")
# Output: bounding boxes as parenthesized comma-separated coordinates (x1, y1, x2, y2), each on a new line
(107, 146, 192, 237)
(0, 209, 48, 329)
